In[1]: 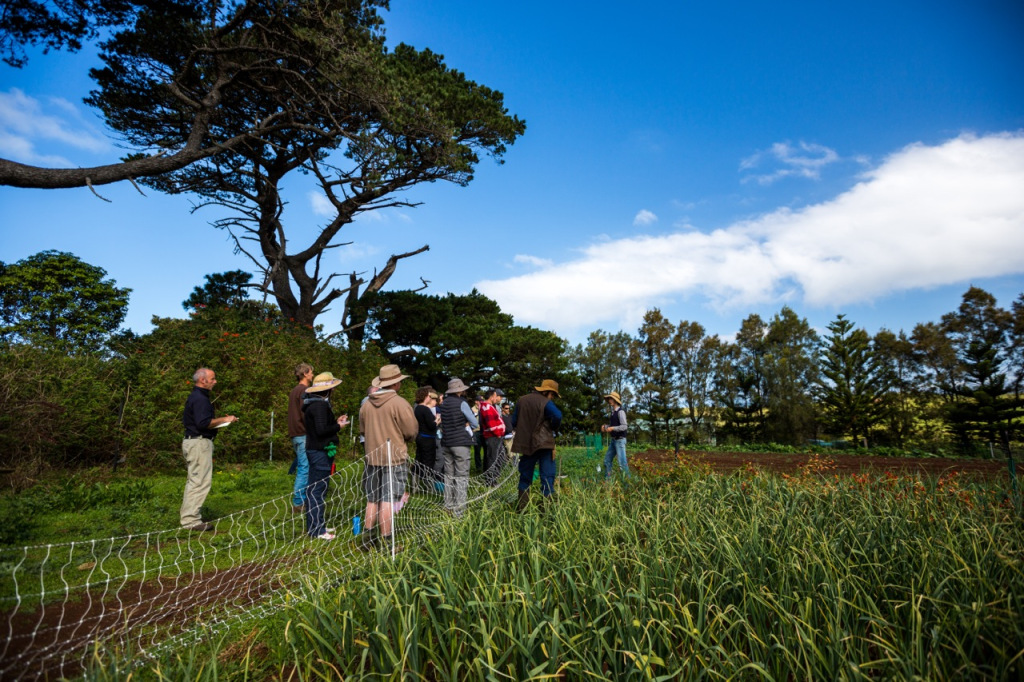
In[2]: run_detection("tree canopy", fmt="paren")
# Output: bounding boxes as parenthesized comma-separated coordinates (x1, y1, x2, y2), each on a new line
(183, 270, 255, 312)
(0, 250, 131, 351)
(100, 2, 523, 333)
(0, 0, 394, 188)
(362, 289, 567, 400)
(818, 314, 888, 445)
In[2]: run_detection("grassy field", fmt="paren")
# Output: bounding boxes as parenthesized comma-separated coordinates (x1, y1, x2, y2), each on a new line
(60, 450, 1024, 681)
(0, 458, 309, 548)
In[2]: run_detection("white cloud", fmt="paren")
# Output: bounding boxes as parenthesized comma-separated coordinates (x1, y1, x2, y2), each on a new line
(336, 243, 379, 265)
(477, 132, 1024, 335)
(740, 140, 841, 185)
(633, 209, 658, 227)
(513, 254, 554, 268)
(309, 191, 335, 217)
(0, 88, 109, 164)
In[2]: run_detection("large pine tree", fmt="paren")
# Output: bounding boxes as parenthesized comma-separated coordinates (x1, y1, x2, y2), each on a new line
(818, 314, 888, 446)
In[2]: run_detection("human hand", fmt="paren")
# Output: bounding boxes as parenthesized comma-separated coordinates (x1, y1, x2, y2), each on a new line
(338, 414, 349, 427)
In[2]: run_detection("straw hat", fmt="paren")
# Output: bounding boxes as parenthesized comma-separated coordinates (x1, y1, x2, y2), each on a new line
(374, 364, 409, 388)
(534, 379, 560, 397)
(446, 377, 470, 394)
(307, 372, 342, 393)
(603, 391, 622, 406)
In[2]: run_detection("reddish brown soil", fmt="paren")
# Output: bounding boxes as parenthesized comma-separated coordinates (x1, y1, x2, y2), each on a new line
(634, 449, 1008, 479)
(1, 560, 280, 681)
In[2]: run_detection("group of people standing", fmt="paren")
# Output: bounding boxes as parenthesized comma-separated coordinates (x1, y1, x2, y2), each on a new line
(179, 363, 631, 543)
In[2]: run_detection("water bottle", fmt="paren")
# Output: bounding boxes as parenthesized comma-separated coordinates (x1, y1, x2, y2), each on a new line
(353, 515, 361, 536)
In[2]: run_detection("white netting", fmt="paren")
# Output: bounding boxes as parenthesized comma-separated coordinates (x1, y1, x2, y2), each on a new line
(0, 439, 516, 680)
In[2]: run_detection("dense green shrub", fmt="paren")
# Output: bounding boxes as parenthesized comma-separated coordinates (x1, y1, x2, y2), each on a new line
(0, 343, 125, 468)
(0, 305, 387, 470)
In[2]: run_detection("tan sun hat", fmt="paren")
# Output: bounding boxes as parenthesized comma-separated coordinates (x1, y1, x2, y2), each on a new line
(604, 391, 622, 406)
(534, 379, 560, 397)
(307, 372, 342, 393)
(374, 364, 409, 388)
(446, 377, 470, 394)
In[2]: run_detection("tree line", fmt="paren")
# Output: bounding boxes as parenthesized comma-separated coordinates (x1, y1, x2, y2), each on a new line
(4, 250, 1023, 470)
(572, 288, 1024, 455)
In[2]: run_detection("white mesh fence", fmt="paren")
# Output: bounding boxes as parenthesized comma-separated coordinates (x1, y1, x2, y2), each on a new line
(0, 439, 515, 680)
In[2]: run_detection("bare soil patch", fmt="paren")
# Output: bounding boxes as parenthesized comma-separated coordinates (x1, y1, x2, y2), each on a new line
(635, 449, 1008, 480)
(1, 559, 281, 681)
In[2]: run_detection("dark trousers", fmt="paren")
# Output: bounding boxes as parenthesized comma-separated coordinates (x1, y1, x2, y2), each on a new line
(518, 449, 555, 496)
(305, 448, 332, 537)
(414, 436, 440, 488)
(482, 436, 504, 486)
(473, 432, 483, 470)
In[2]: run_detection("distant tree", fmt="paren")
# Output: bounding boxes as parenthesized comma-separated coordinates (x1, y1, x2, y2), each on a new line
(572, 329, 634, 399)
(497, 326, 571, 405)
(939, 287, 1022, 455)
(1009, 293, 1024, 400)
(818, 314, 887, 446)
(182, 270, 254, 312)
(716, 314, 768, 443)
(0, 250, 130, 351)
(364, 289, 510, 388)
(673, 321, 721, 442)
(753, 307, 820, 445)
(362, 289, 567, 402)
(633, 309, 678, 445)
(872, 328, 919, 447)
(570, 329, 635, 430)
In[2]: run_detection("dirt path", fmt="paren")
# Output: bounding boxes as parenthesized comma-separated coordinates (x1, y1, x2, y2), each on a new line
(0, 560, 282, 681)
(634, 449, 1009, 479)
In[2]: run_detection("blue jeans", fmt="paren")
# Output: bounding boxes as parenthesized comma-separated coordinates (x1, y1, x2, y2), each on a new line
(604, 438, 629, 480)
(305, 449, 332, 537)
(518, 449, 556, 497)
(291, 436, 308, 506)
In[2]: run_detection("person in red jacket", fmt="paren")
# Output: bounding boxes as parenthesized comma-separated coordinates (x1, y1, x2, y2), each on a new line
(478, 388, 507, 486)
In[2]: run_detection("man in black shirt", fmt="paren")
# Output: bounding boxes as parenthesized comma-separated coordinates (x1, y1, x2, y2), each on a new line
(181, 367, 238, 531)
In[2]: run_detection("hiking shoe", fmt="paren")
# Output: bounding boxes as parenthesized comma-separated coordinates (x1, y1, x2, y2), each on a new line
(315, 532, 336, 540)
(292, 504, 305, 514)
(188, 522, 214, 532)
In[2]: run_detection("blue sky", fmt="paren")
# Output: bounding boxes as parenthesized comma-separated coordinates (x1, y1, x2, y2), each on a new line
(2, 0, 1023, 346)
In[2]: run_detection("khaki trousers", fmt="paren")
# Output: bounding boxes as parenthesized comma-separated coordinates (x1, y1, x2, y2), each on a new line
(180, 437, 213, 527)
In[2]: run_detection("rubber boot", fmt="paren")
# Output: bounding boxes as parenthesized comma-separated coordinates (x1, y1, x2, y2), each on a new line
(516, 489, 530, 513)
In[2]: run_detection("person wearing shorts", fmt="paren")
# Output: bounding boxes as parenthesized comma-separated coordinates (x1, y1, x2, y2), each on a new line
(363, 462, 409, 506)
(358, 364, 418, 550)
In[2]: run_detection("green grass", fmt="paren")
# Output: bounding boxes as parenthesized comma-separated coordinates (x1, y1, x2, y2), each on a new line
(0, 457, 375, 548)
(0, 456, 372, 608)
(79, 459, 1024, 681)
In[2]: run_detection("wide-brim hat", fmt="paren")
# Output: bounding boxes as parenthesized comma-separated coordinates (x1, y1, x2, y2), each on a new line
(446, 377, 470, 394)
(375, 364, 409, 388)
(534, 379, 560, 397)
(307, 372, 342, 393)
(604, 391, 622, 406)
